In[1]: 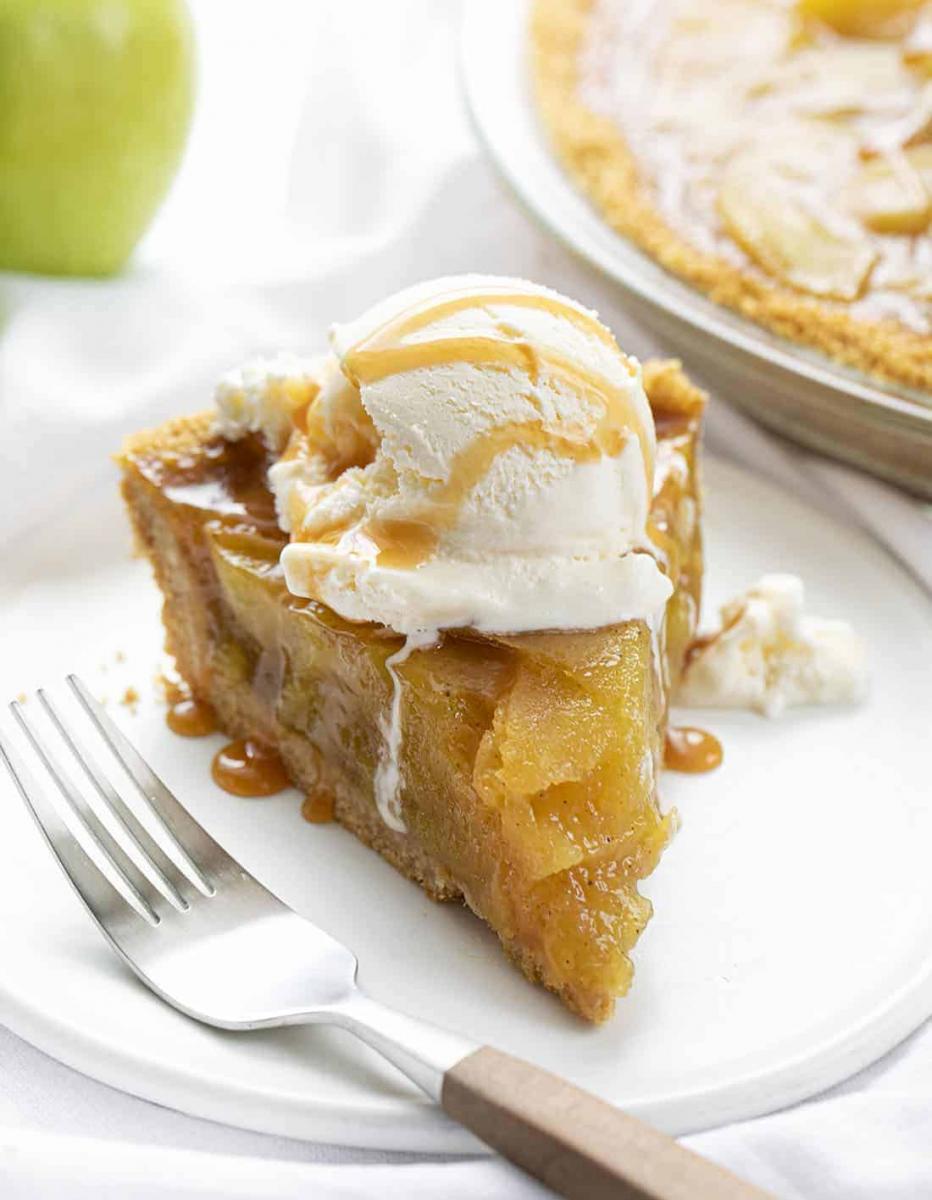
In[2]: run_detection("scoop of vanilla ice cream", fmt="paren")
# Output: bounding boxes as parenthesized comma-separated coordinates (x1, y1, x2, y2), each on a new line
(264, 275, 670, 636)
(677, 574, 868, 717)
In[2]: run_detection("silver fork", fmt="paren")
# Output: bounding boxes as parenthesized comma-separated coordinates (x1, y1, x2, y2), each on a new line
(1, 675, 769, 1200)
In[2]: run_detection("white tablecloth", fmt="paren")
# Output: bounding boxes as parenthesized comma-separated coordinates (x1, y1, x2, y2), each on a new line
(1, 2, 930, 1195)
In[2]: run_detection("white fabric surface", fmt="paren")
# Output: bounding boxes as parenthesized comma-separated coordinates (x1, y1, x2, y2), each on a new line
(1, 1, 930, 1196)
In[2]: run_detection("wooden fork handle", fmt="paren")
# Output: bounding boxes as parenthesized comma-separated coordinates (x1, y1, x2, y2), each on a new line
(442, 1047, 773, 1200)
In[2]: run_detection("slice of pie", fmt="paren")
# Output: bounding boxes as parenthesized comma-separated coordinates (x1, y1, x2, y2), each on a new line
(532, 0, 932, 393)
(118, 277, 705, 1022)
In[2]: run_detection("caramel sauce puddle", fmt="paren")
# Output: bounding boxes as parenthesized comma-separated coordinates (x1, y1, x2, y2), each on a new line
(664, 726, 723, 774)
(302, 786, 336, 824)
(165, 696, 218, 738)
(211, 739, 290, 797)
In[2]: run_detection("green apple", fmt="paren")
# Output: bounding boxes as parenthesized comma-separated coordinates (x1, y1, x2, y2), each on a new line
(0, 0, 195, 276)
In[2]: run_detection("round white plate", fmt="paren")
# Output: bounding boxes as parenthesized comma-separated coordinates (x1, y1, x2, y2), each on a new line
(460, 0, 932, 497)
(1, 458, 931, 1151)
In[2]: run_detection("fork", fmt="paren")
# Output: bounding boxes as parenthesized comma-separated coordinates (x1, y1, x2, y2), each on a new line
(1, 675, 770, 1200)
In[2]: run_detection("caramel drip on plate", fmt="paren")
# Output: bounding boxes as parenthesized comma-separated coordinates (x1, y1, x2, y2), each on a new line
(664, 726, 723, 774)
(166, 696, 218, 738)
(646, 515, 681, 577)
(302, 786, 336, 824)
(211, 739, 290, 797)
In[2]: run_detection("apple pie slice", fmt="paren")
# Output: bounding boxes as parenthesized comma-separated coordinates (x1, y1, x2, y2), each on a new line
(118, 279, 705, 1022)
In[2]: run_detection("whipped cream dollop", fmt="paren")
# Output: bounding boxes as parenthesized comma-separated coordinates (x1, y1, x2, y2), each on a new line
(239, 275, 670, 636)
(677, 574, 868, 718)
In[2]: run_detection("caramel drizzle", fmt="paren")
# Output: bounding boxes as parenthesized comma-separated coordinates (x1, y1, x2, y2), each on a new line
(322, 289, 652, 571)
(367, 416, 613, 568)
(345, 335, 545, 388)
(645, 515, 681, 578)
(360, 287, 621, 350)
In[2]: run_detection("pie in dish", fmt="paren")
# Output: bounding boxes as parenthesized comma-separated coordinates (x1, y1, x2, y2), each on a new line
(532, 0, 932, 394)
(118, 277, 706, 1022)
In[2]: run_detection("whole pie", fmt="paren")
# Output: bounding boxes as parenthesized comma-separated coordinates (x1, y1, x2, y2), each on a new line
(118, 277, 706, 1022)
(532, 0, 932, 393)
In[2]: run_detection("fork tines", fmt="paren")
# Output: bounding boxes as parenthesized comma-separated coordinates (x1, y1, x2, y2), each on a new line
(0, 676, 216, 927)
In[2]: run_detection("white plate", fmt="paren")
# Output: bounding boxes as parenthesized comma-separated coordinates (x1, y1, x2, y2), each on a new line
(1, 458, 931, 1151)
(460, 0, 932, 497)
